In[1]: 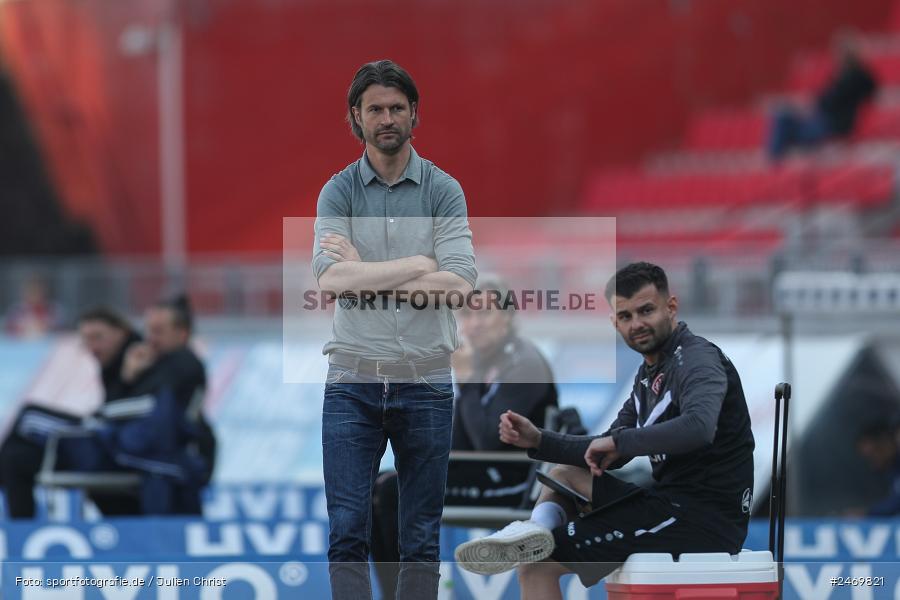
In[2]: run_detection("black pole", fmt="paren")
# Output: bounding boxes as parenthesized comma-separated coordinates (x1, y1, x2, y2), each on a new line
(774, 382, 791, 600)
(769, 386, 782, 555)
(778, 383, 791, 600)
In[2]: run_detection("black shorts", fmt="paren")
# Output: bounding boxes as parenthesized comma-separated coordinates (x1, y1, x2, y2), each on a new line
(550, 474, 735, 587)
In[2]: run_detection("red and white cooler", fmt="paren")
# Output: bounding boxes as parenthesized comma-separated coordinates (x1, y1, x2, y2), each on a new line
(604, 551, 780, 600)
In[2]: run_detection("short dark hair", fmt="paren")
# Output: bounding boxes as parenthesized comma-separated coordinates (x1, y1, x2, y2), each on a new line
(605, 262, 670, 303)
(155, 294, 194, 333)
(78, 307, 132, 331)
(346, 60, 419, 141)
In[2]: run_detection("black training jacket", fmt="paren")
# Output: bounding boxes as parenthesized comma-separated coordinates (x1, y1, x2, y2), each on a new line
(530, 322, 755, 545)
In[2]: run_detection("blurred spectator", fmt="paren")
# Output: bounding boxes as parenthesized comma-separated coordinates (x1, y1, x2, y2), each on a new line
(0, 296, 215, 518)
(4, 277, 63, 338)
(0, 307, 142, 517)
(767, 32, 877, 161)
(371, 277, 558, 599)
(853, 421, 900, 516)
(96, 294, 215, 515)
(450, 280, 559, 450)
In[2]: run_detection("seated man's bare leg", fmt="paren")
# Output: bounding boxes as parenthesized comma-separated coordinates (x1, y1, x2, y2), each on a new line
(538, 464, 593, 515)
(518, 560, 572, 600)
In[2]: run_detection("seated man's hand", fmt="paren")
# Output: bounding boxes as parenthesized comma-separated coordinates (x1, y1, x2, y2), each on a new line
(584, 436, 620, 477)
(122, 342, 156, 383)
(498, 410, 541, 449)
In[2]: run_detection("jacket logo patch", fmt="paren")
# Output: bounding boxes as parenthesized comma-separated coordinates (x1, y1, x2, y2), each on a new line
(651, 373, 665, 395)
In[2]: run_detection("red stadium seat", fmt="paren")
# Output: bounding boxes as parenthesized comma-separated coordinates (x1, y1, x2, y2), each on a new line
(582, 164, 893, 212)
(684, 103, 900, 151)
(685, 110, 767, 151)
(577, 30, 900, 263)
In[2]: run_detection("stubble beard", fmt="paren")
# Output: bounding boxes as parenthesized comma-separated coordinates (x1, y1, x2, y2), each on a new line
(368, 128, 411, 155)
(628, 320, 673, 356)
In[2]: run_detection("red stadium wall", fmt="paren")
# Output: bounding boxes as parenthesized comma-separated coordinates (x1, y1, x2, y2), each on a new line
(0, 0, 163, 254)
(0, 0, 894, 255)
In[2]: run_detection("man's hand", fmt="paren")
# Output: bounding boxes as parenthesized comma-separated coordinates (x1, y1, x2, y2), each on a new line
(320, 234, 362, 262)
(498, 410, 542, 449)
(584, 436, 620, 477)
(122, 342, 156, 383)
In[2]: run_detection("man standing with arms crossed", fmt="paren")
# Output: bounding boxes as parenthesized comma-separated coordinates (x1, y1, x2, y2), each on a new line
(312, 60, 476, 600)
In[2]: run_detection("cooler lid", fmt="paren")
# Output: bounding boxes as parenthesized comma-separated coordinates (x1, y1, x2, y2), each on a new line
(605, 550, 778, 585)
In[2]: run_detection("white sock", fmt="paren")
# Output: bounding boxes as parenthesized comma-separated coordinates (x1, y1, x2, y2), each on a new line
(530, 501, 566, 530)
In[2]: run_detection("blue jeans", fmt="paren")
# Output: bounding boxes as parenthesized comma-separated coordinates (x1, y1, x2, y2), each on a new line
(322, 364, 453, 600)
(767, 107, 832, 160)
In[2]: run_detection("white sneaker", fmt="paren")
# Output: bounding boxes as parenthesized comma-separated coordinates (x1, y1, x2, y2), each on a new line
(454, 520, 555, 575)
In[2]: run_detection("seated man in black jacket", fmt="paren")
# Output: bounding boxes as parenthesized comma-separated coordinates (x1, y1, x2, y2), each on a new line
(768, 32, 877, 160)
(106, 294, 213, 514)
(371, 276, 558, 599)
(455, 262, 755, 600)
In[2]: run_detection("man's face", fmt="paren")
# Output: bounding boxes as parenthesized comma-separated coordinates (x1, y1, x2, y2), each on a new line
(79, 320, 126, 366)
(610, 284, 678, 356)
(459, 296, 512, 354)
(144, 307, 189, 355)
(353, 84, 415, 155)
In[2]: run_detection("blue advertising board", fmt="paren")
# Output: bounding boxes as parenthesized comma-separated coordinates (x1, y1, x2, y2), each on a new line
(2, 519, 900, 598)
(3, 485, 900, 599)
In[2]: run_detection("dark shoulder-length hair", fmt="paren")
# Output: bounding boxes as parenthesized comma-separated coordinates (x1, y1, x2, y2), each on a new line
(346, 60, 419, 141)
(77, 306, 132, 332)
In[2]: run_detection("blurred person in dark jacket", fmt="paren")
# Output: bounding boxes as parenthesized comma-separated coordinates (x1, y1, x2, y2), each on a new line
(852, 421, 900, 517)
(371, 276, 558, 599)
(450, 278, 558, 450)
(108, 294, 214, 515)
(768, 32, 877, 161)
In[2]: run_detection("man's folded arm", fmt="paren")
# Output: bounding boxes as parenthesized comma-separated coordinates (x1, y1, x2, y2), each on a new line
(313, 179, 436, 293)
(316, 257, 435, 294)
(392, 270, 473, 297)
